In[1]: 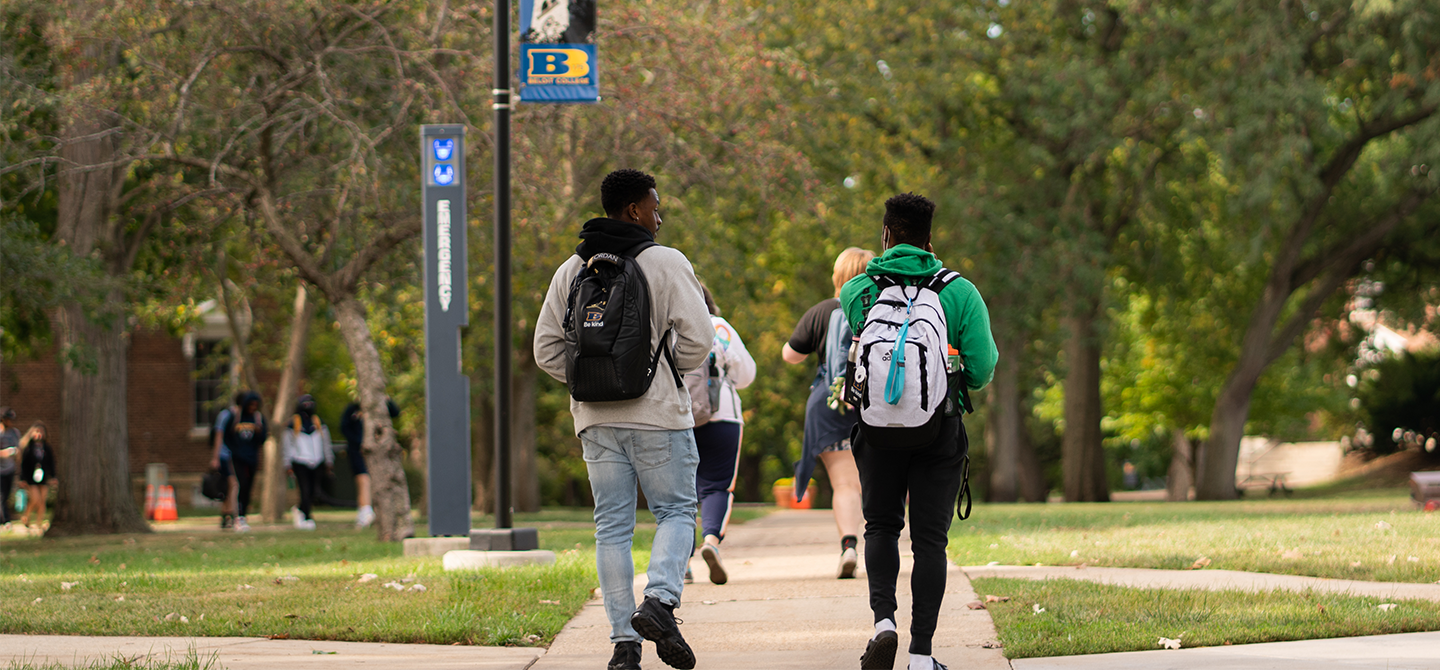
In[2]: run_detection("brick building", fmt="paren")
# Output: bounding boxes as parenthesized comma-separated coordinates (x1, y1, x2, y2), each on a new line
(1, 302, 269, 492)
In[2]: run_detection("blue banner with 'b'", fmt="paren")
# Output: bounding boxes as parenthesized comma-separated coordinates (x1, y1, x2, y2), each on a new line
(519, 44, 599, 103)
(518, 0, 599, 103)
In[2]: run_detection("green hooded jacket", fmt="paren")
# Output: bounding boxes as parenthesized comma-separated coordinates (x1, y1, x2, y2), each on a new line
(839, 244, 998, 393)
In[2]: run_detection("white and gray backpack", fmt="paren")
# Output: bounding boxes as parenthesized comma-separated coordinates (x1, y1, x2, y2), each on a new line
(845, 269, 963, 449)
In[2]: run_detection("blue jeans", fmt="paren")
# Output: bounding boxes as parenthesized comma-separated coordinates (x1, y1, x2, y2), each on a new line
(581, 426, 699, 644)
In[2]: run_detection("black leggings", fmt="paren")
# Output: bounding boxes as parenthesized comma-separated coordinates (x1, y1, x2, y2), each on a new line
(233, 459, 258, 518)
(853, 416, 967, 656)
(292, 463, 321, 520)
(0, 473, 12, 524)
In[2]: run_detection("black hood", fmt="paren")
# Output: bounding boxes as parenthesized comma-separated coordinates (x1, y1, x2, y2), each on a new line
(575, 218, 655, 261)
(239, 391, 262, 412)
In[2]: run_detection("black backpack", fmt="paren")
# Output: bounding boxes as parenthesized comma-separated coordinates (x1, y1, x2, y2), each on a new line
(562, 242, 681, 401)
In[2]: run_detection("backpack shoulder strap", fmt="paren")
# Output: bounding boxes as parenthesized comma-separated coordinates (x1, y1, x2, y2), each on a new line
(625, 240, 658, 259)
(922, 268, 962, 294)
(871, 274, 901, 290)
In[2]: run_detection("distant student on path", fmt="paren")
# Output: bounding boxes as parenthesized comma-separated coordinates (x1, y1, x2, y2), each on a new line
(687, 285, 756, 585)
(18, 421, 56, 530)
(284, 394, 334, 530)
(534, 168, 713, 670)
(210, 397, 242, 529)
(215, 390, 267, 532)
(841, 193, 997, 670)
(782, 247, 875, 579)
(0, 408, 19, 526)
(340, 398, 396, 529)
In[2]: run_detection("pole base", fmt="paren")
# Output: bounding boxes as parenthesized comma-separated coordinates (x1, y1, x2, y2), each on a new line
(470, 527, 539, 551)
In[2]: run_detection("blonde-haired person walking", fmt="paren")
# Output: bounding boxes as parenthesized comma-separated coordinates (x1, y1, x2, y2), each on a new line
(18, 421, 56, 530)
(781, 246, 874, 578)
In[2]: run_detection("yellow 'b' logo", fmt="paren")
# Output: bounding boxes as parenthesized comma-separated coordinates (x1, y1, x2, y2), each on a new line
(528, 49, 590, 79)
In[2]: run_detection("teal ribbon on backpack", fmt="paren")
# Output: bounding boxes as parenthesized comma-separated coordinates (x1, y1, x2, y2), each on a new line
(884, 294, 916, 405)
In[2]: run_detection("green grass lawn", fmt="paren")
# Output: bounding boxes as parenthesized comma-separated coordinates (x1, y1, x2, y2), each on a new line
(949, 488, 1440, 582)
(974, 576, 1440, 658)
(0, 506, 768, 647)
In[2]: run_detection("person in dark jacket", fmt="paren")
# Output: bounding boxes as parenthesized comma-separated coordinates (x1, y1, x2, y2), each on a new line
(218, 391, 267, 532)
(18, 421, 56, 530)
(340, 397, 398, 529)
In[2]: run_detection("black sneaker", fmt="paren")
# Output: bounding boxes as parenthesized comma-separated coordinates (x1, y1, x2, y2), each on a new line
(220, 514, 233, 530)
(608, 640, 642, 670)
(629, 596, 695, 670)
(860, 630, 898, 669)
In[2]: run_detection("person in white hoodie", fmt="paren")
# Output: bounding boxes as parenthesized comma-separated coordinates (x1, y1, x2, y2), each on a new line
(283, 394, 333, 530)
(687, 285, 756, 585)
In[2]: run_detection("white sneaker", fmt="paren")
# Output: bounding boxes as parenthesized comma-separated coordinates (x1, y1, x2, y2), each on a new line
(234, 516, 251, 533)
(838, 546, 858, 579)
(292, 507, 306, 529)
(301, 519, 317, 531)
(355, 506, 375, 529)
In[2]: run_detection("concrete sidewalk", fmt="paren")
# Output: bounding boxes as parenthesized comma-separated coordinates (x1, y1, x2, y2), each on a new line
(1011, 631, 1440, 670)
(963, 565, 1440, 601)
(0, 634, 541, 669)
(533, 509, 1010, 670)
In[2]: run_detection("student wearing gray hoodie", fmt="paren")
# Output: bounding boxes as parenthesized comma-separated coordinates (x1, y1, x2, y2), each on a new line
(534, 169, 712, 670)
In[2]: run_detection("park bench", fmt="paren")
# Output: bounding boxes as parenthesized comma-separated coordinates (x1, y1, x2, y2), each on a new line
(1237, 472, 1292, 497)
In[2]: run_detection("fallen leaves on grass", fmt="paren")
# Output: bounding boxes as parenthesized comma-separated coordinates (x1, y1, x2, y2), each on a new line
(966, 601, 986, 610)
(237, 584, 255, 591)
(60, 581, 78, 591)
(1378, 603, 1399, 611)
(382, 581, 405, 591)
(1189, 557, 1211, 570)
(1032, 604, 1046, 615)
(88, 555, 100, 565)
(357, 573, 379, 583)
(410, 584, 427, 592)
(981, 641, 1003, 649)
(32, 598, 42, 604)
(1281, 549, 1303, 560)
(539, 599, 560, 605)
(1350, 561, 1363, 567)
(1374, 521, 1392, 530)
(985, 595, 1010, 603)
(1158, 637, 1182, 650)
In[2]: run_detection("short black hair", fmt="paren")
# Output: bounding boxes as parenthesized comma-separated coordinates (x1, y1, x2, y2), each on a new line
(883, 192, 935, 246)
(601, 169, 657, 218)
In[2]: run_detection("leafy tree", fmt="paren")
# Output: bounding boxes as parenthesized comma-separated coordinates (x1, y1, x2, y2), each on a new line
(1191, 0, 1440, 499)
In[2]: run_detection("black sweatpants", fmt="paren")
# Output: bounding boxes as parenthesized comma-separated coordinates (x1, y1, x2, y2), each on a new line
(853, 416, 967, 656)
(292, 463, 322, 520)
(233, 459, 258, 518)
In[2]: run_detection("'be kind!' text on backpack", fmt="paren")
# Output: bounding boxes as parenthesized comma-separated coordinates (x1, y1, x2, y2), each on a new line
(561, 242, 682, 402)
(844, 269, 967, 450)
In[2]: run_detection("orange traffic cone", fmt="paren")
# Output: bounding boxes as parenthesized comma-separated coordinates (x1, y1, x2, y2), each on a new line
(152, 485, 179, 522)
(144, 484, 156, 520)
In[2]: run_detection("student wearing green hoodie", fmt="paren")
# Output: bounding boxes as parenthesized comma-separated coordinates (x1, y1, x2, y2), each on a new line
(840, 193, 997, 670)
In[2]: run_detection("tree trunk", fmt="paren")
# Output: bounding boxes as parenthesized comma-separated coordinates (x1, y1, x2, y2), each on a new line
(473, 392, 494, 514)
(511, 336, 541, 513)
(1166, 428, 1193, 502)
(46, 54, 148, 535)
(1061, 310, 1110, 502)
(986, 333, 1022, 502)
(260, 284, 316, 523)
(1197, 366, 1263, 500)
(333, 296, 412, 541)
(47, 300, 150, 536)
